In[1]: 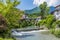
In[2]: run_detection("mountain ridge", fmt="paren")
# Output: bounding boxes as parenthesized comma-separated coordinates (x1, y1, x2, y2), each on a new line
(24, 6, 55, 14)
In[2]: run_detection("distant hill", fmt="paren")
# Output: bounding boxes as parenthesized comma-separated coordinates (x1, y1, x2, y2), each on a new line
(24, 7, 40, 14)
(24, 6, 55, 14)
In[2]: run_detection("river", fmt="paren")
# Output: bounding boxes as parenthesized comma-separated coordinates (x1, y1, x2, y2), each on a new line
(12, 30, 60, 40)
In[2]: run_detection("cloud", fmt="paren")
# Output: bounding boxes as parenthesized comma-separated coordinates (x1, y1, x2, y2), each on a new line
(33, 0, 60, 6)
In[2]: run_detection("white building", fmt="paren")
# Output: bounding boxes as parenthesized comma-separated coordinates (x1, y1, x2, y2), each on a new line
(51, 5, 60, 20)
(21, 14, 28, 19)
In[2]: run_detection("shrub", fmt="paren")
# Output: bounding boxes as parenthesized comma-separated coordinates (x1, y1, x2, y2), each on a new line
(37, 15, 56, 29)
(54, 30, 60, 38)
(37, 19, 46, 27)
(50, 29, 55, 34)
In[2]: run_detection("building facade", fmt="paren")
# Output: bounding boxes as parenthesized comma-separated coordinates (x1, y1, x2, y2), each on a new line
(51, 5, 60, 20)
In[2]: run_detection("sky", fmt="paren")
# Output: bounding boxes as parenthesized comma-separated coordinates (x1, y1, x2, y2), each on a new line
(17, 0, 36, 10)
(17, 0, 60, 10)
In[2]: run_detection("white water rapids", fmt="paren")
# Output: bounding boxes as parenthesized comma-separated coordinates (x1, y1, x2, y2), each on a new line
(12, 30, 60, 40)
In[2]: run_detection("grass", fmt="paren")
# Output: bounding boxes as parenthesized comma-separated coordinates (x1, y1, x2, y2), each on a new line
(0, 38, 14, 40)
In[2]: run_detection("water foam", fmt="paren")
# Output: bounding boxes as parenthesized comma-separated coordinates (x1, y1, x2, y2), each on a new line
(20, 30, 49, 33)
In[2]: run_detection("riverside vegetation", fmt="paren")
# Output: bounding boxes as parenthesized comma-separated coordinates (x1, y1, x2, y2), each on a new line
(37, 2, 60, 38)
(0, 0, 60, 40)
(0, 0, 23, 40)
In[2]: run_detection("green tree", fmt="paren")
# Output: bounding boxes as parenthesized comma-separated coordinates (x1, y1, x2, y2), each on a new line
(0, 0, 20, 16)
(0, 0, 24, 38)
(0, 0, 24, 29)
(38, 15, 56, 29)
(6, 8, 24, 29)
(39, 2, 50, 19)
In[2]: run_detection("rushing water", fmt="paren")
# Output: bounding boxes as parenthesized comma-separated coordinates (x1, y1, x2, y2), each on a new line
(13, 30, 60, 40)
